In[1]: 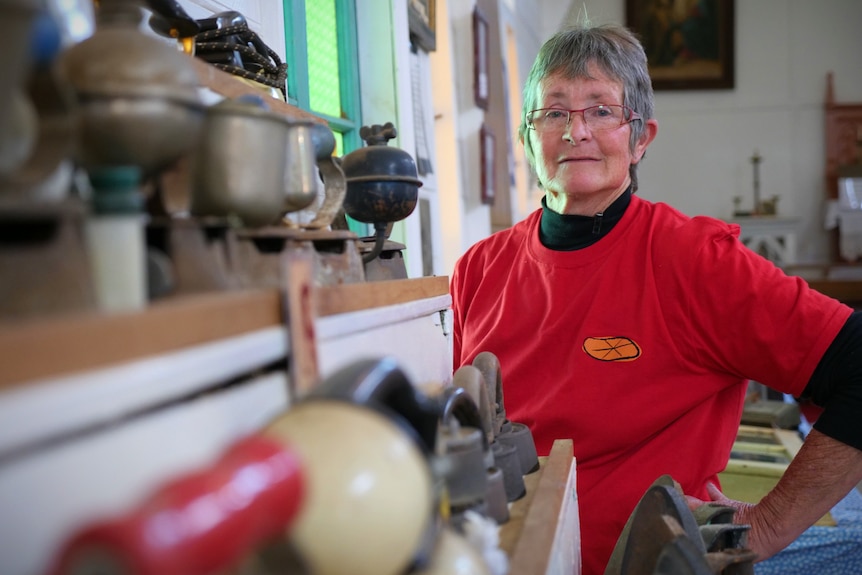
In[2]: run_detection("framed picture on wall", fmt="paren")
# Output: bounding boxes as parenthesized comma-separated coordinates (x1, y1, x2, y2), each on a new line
(473, 6, 490, 109)
(480, 124, 495, 205)
(408, 0, 436, 52)
(625, 0, 735, 90)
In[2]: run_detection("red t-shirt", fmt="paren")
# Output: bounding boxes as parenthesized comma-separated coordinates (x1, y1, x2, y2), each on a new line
(451, 196, 851, 575)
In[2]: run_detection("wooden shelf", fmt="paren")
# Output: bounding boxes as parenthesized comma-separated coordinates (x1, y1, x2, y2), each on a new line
(0, 55, 452, 389)
(806, 279, 862, 307)
(316, 276, 449, 317)
(0, 289, 281, 389)
(0, 277, 449, 389)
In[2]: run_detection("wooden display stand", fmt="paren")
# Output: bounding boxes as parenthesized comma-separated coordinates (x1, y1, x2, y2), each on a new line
(0, 276, 584, 575)
(0, 54, 582, 575)
(0, 277, 453, 575)
(0, 52, 458, 575)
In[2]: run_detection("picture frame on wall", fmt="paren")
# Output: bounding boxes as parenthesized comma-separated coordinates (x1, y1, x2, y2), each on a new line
(408, 0, 436, 52)
(473, 6, 490, 109)
(480, 124, 495, 205)
(625, 0, 735, 90)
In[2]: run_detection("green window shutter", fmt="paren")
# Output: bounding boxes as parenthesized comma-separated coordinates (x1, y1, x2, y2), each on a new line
(284, 0, 365, 234)
(306, 0, 340, 119)
(284, 0, 360, 156)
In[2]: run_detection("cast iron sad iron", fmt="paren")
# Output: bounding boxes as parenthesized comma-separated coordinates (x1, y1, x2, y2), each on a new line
(340, 122, 423, 264)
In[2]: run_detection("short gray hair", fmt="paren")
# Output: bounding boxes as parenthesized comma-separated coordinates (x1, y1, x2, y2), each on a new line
(519, 25, 654, 192)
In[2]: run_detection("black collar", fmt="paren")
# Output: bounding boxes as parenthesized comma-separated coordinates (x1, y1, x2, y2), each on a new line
(539, 188, 632, 251)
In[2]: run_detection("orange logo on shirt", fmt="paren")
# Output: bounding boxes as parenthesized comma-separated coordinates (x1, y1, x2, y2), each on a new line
(583, 336, 641, 362)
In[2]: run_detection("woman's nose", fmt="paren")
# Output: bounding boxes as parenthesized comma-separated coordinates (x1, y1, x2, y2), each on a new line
(562, 113, 590, 143)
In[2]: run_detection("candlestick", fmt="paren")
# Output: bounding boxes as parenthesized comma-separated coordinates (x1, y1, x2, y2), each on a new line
(750, 150, 762, 215)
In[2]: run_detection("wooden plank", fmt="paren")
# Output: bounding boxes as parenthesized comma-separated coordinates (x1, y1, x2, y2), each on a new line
(504, 439, 575, 575)
(736, 424, 783, 440)
(0, 289, 282, 388)
(0, 328, 288, 459)
(724, 459, 788, 478)
(500, 462, 543, 554)
(283, 250, 320, 398)
(315, 276, 449, 316)
(805, 279, 862, 307)
(0, 277, 451, 389)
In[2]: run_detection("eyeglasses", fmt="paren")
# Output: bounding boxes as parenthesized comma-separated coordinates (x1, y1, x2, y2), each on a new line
(526, 105, 642, 133)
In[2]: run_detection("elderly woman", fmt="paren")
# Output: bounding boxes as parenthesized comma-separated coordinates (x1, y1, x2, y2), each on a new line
(450, 24, 862, 575)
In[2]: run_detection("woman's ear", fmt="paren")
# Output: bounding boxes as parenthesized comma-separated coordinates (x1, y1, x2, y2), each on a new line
(633, 119, 658, 164)
(521, 130, 535, 168)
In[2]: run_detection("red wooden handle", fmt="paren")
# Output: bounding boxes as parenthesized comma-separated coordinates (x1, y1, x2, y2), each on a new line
(50, 435, 305, 575)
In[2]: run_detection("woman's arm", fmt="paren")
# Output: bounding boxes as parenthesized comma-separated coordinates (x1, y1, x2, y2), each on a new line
(687, 311, 862, 560)
(736, 428, 862, 561)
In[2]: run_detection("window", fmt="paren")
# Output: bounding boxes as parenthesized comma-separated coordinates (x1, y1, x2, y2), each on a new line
(283, 0, 361, 156)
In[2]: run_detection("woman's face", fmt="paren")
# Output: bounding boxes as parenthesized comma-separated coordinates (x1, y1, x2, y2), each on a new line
(526, 65, 655, 212)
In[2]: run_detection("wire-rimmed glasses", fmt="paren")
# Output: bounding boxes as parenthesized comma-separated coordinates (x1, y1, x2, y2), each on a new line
(526, 105, 642, 133)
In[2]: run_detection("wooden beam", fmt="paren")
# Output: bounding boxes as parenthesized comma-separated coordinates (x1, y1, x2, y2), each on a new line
(0, 277, 451, 389)
(316, 276, 450, 317)
(0, 289, 282, 389)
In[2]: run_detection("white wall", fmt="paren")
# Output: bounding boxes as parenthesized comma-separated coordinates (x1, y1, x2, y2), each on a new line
(354, 0, 426, 278)
(433, 0, 548, 276)
(459, 0, 862, 268)
(180, 0, 285, 61)
(432, 0, 468, 279)
(638, 0, 862, 263)
(433, 1, 488, 275)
